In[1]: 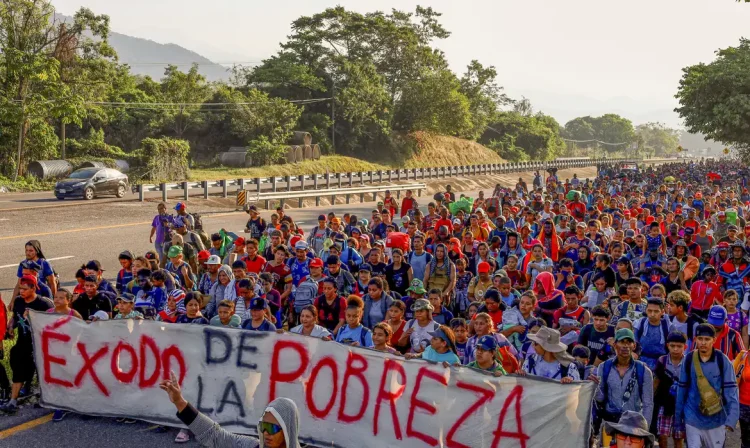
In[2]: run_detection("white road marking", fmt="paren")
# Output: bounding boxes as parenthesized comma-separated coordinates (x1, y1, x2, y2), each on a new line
(0, 255, 75, 269)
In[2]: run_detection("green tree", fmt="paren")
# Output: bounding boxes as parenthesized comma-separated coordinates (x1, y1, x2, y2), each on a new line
(0, 0, 111, 179)
(157, 64, 211, 138)
(635, 122, 680, 157)
(482, 111, 565, 161)
(563, 114, 635, 153)
(459, 60, 511, 139)
(675, 38, 750, 161)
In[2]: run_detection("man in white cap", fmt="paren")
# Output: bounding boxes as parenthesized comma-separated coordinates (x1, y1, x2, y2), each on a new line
(198, 255, 222, 296)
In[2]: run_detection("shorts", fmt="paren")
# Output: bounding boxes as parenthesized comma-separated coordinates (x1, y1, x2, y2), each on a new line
(9, 343, 36, 384)
(657, 407, 685, 439)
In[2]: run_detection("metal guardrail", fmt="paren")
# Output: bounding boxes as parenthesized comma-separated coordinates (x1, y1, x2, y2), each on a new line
(136, 157, 654, 203)
(239, 182, 427, 209)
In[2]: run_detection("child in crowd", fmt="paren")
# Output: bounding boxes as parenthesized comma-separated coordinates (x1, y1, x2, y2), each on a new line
(149, 270, 168, 310)
(654, 331, 687, 448)
(503, 255, 523, 289)
(571, 345, 593, 379)
(240, 297, 276, 331)
(114, 294, 143, 320)
(116, 251, 134, 294)
(521, 326, 580, 383)
(210, 300, 241, 328)
(335, 296, 374, 347)
(175, 293, 209, 324)
(467, 335, 507, 375)
(405, 324, 461, 366)
(157, 290, 185, 323)
(372, 323, 400, 355)
(48, 288, 82, 319)
(260, 272, 282, 328)
(73, 268, 86, 298)
(519, 318, 546, 364)
(428, 289, 454, 325)
(386, 300, 408, 353)
(502, 292, 537, 351)
(447, 319, 468, 362)
(454, 258, 473, 314)
(724, 289, 749, 348)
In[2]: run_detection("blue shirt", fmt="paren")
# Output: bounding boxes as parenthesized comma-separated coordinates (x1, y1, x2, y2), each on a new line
(675, 350, 739, 430)
(241, 319, 276, 332)
(422, 346, 460, 365)
(432, 307, 454, 326)
(335, 325, 373, 347)
(17, 258, 54, 283)
(287, 258, 311, 287)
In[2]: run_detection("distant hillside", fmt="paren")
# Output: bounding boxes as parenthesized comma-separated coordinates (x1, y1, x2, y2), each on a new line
(56, 13, 230, 81)
(108, 32, 231, 81)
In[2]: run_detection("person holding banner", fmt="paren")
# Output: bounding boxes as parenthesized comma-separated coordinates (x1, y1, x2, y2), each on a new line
(161, 371, 301, 448)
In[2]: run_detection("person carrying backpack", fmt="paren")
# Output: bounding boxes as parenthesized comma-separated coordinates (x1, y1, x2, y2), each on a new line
(675, 323, 739, 448)
(733, 348, 750, 448)
(591, 328, 654, 447)
(633, 298, 670, 372)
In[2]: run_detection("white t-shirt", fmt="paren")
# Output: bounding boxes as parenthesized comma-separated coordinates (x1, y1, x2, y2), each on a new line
(407, 319, 440, 353)
(522, 354, 580, 380)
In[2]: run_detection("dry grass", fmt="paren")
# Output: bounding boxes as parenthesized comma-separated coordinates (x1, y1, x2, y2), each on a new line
(189, 133, 505, 182)
(189, 156, 390, 181)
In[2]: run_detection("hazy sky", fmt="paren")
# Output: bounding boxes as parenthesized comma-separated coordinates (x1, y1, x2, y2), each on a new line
(53, 0, 750, 126)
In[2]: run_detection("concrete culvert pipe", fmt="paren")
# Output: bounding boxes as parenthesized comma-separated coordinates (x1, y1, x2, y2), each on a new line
(312, 144, 321, 160)
(303, 145, 313, 161)
(286, 146, 297, 164)
(219, 152, 253, 168)
(289, 131, 312, 146)
(27, 160, 73, 180)
(78, 161, 107, 169)
(114, 159, 130, 173)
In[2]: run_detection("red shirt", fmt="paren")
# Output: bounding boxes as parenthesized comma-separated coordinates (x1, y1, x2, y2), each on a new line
(434, 218, 454, 233)
(690, 280, 723, 311)
(242, 255, 267, 274)
(401, 197, 417, 217)
(552, 306, 586, 328)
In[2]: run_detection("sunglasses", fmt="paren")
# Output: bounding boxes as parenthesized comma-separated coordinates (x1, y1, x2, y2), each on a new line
(259, 421, 283, 435)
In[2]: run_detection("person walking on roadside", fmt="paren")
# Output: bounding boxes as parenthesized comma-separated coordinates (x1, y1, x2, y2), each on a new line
(150, 202, 173, 264)
(675, 323, 739, 447)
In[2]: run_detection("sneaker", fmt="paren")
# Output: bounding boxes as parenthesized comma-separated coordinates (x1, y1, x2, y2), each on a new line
(52, 410, 70, 422)
(0, 401, 18, 414)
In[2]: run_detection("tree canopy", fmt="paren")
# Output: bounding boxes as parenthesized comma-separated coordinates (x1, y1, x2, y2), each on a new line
(675, 38, 750, 161)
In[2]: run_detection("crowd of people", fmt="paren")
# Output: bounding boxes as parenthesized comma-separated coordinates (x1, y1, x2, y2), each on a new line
(3, 159, 750, 447)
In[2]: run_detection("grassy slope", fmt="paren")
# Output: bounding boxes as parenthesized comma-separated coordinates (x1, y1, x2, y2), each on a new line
(190, 133, 505, 181)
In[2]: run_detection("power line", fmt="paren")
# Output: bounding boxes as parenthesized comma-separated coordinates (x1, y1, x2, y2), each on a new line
(561, 138, 629, 146)
(120, 61, 264, 66)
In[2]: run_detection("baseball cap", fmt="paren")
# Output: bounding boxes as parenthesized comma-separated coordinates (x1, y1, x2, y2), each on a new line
(358, 263, 372, 273)
(234, 237, 246, 246)
(20, 260, 42, 272)
(117, 293, 135, 303)
(707, 305, 728, 326)
(615, 328, 635, 342)
(624, 229, 636, 238)
(476, 335, 499, 351)
(175, 202, 186, 211)
(477, 261, 491, 273)
(318, 214, 326, 221)
(118, 250, 134, 261)
(428, 328, 452, 345)
(411, 298, 434, 312)
(406, 279, 427, 294)
(206, 255, 221, 265)
(294, 241, 308, 250)
(249, 297, 267, 310)
(167, 245, 183, 258)
(198, 250, 211, 261)
(310, 258, 324, 268)
(359, 234, 370, 242)
(19, 274, 38, 287)
(246, 205, 258, 213)
(729, 225, 739, 231)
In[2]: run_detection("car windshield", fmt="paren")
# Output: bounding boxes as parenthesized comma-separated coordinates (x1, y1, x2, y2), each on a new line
(68, 169, 99, 179)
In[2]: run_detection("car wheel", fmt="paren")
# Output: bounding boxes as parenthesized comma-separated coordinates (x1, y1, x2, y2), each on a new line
(55, 196, 64, 200)
(84, 187, 95, 200)
(116, 185, 126, 198)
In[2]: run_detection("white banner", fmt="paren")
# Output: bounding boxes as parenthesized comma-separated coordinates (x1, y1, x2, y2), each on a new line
(30, 311, 594, 448)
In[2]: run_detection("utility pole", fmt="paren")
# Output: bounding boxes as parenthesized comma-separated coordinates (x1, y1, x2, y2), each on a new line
(331, 80, 336, 153)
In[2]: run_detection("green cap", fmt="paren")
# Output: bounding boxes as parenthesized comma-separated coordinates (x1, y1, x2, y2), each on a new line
(615, 328, 635, 342)
(406, 279, 427, 295)
(167, 245, 183, 258)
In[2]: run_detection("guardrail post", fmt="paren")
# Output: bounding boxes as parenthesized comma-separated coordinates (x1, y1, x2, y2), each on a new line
(239, 178, 246, 193)
(360, 192, 365, 203)
(346, 193, 351, 204)
(348, 172, 353, 187)
(299, 174, 306, 192)
(139, 184, 145, 202)
(388, 170, 393, 183)
(271, 176, 277, 193)
(183, 181, 189, 201)
(397, 169, 402, 181)
(313, 174, 319, 190)
(417, 188, 422, 197)
(161, 183, 167, 202)
(404, 169, 409, 180)
(331, 193, 336, 205)
(280, 198, 285, 209)
(373, 191, 377, 202)
(378, 170, 383, 183)
(203, 181, 209, 199)
(325, 173, 331, 189)
(337, 173, 342, 188)
(222, 180, 228, 198)
(396, 190, 401, 199)
(413, 168, 418, 180)
(286, 175, 292, 192)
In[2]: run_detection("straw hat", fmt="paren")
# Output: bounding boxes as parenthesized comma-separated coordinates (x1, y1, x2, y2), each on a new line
(527, 327, 574, 365)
